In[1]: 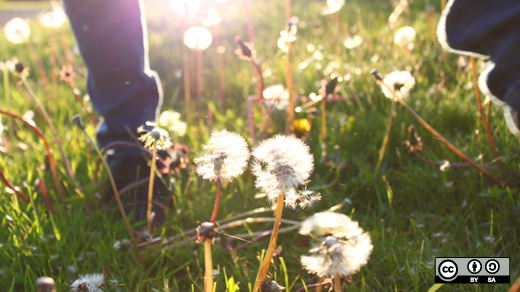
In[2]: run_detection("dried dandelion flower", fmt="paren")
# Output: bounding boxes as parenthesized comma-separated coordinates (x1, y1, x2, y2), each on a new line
(138, 122, 172, 150)
(393, 26, 416, 50)
(4, 18, 30, 44)
(13, 62, 29, 78)
(381, 70, 415, 100)
(194, 130, 250, 182)
(70, 273, 105, 292)
(252, 135, 315, 208)
(234, 35, 256, 61)
(300, 212, 373, 278)
(260, 276, 286, 292)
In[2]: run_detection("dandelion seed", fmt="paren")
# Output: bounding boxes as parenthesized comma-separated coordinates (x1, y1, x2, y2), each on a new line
(394, 26, 416, 50)
(300, 212, 373, 278)
(322, 0, 345, 15)
(194, 130, 250, 182)
(70, 273, 105, 292)
(4, 18, 30, 44)
(38, 4, 66, 28)
(183, 27, 212, 51)
(381, 70, 415, 100)
(252, 135, 314, 207)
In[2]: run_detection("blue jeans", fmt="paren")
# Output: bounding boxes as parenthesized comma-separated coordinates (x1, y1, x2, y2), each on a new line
(64, 0, 163, 157)
(438, 0, 520, 132)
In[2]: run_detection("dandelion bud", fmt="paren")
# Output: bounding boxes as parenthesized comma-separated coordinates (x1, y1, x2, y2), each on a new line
(196, 222, 216, 243)
(370, 69, 382, 81)
(260, 277, 286, 292)
(72, 114, 85, 130)
(36, 277, 56, 292)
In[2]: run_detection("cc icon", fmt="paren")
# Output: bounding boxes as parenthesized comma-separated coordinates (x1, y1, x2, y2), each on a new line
(438, 260, 458, 280)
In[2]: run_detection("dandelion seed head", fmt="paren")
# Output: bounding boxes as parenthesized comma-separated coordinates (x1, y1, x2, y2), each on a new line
(381, 70, 415, 100)
(394, 26, 416, 49)
(184, 27, 212, 51)
(344, 35, 363, 49)
(0, 57, 17, 72)
(4, 18, 30, 44)
(70, 273, 105, 292)
(194, 130, 250, 182)
(300, 212, 373, 277)
(322, 0, 345, 15)
(252, 135, 314, 204)
(202, 8, 221, 26)
(39, 4, 66, 28)
(158, 110, 187, 137)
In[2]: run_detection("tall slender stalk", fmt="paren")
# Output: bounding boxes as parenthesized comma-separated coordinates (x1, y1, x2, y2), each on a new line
(21, 77, 76, 186)
(285, 0, 294, 135)
(3, 69, 8, 104)
(209, 180, 222, 223)
(50, 29, 59, 102)
(373, 71, 502, 186)
(73, 115, 141, 261)
(64, 81, 97, 126)
(147, 141, 158, 232)
(183, 44, 192, 121)
(204, 239, 214, 292)
(0, 109, 63, 195)
(24, 41, 49, 96)
(371, 98, 396, 183)
(470, 56, 503, 171)
(253, 191, 285, 292)
(334, 276, 341, 292)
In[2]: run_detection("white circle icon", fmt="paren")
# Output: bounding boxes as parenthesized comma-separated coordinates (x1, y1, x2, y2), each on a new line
(485, 260, 500, 274)
(467, 260, 482, 274)
(439, 260, 458, 280)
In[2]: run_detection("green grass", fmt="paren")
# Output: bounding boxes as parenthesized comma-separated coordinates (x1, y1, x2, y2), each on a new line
(1, 0, 519, 291)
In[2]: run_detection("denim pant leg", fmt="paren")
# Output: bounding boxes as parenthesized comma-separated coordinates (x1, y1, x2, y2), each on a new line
(63, 0, 163, 157)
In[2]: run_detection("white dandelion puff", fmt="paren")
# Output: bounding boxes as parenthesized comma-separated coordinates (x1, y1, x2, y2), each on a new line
(0, 57, 17, 72)
(158, 110, 187, 137)
(38, 4, 66, 28)
(4, 18, 30, 44)
(300, 212, 373, 277)
(70, 273, 105, 292)
(322, 0, 345, 15)
(252, 135, 314, 206)
(381, 70, 415, 100)
(183, 27, 212, 51)
(394, 26, 416, 50)
(194, 130, 250, 182)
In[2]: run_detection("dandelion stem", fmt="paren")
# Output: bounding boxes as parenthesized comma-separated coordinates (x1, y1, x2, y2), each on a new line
(470, 56, 504, 172)
(321, 99, 327, 147)
(21, 77, 77, 186)
(65, 81, 97, 127)
(371, 98, 395, 184)
(183, 43, 192, 121)
(147, 142, 158, 232)
(203, 239, 214, 292)
(375, 75, 502, 186)
(24, 40, 49, 96)
(334, 275, 342, 292)
(50, 29, 59, 102)
(81, 128, 141, 262)
(285, 0, 294, 135)
(3, 69, 8, 104)
(253, 191, 285, 292)
(0, 109, 63, 195)
(0, 168, 29, 203)
(210, 180, 222, 223)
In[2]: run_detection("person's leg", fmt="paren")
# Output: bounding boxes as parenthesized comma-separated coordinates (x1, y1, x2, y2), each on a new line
(63, 0, 163, 153)
(437, 0, 520, 134)
(63, 0, 168, 223)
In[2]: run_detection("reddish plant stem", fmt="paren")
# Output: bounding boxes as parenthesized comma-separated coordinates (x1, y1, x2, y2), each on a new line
(285, 0, 295, 135)
(294, 281, 333, 292)
(470, 56, 503, 171)
(24, 41, 49, 96)
(0, 109, 63, 195)
(376, 76, 502, 186)
(21, 77, 76, 186)
(0, 168, 29, 203)
(39, 179, 55, 214)
(50, 29, 59, 102)
(210, 180, 222, 223)
(59, 26, 73, 66)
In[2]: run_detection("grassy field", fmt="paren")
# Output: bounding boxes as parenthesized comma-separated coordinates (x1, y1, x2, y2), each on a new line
(0, 0, 519, 291)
